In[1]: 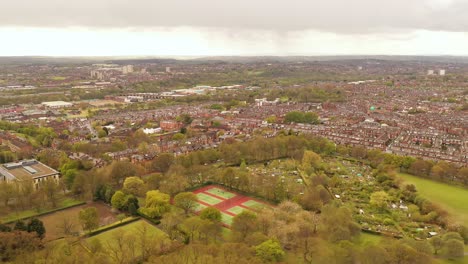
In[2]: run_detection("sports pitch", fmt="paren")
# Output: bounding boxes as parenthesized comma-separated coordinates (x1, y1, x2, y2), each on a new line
(193, 185, 272, 226)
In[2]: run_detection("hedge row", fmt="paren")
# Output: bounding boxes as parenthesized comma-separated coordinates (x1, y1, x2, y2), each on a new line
(137, 211, 161, 225)
(4, 201, 86, 224)
(85, 216, 141, 238)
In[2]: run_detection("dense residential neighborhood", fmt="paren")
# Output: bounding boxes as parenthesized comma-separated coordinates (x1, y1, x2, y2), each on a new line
(0, 56, 466, 263)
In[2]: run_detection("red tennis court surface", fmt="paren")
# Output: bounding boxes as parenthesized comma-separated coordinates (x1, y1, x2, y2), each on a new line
(193, 185, 272, 226)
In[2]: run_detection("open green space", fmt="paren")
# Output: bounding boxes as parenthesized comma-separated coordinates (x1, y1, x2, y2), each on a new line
(438, 256, 468, 264)
(205, 187, 236, 199)
(226, 205, 250, 215)
(38, 201, 115, 241)
(194, 202, 207, 212)
(358, 232, 382, 246)
(1, 198, 84, 223)
(221, 212, 234, 226)
(242, 200, 268, 210)
(85, 220, 166, 256)
(398, 173, 468, 224)
(196, 193, 223, 205)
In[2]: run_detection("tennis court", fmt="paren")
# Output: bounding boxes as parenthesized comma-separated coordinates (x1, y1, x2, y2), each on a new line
(227, 205, 250, 215)
(205, 187, 236, 199)
(196, 193, 223, 205)
(192, 185, 274, 228)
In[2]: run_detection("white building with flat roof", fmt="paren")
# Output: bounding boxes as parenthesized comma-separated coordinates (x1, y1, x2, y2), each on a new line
(41, 101, 73, 109)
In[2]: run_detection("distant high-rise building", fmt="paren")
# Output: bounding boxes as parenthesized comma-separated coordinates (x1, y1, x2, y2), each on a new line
(439, 69, 446, 76)
(166, 67, 171, 73)
(427, 70, 434, 75)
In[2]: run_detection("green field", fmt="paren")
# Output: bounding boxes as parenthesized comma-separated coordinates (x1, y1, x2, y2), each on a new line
(196, 193, 223, 205)
(205, 188, 236, 199)
(195, 202, 207, 211)
(86, 220, 166, 250)
(398, 173, 468, 224)
(1, 198, 84, 223)
(242, 200, 268, 210)
(358, 232, 383, 246)
(227, 206, 250, 215)
(221, 212, 234, 225)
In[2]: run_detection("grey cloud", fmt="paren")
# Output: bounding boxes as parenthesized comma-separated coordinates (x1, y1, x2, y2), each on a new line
(1, 0, 468, 33)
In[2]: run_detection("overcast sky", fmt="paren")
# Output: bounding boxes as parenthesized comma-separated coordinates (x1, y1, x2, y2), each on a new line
(1, 0, 468, 56)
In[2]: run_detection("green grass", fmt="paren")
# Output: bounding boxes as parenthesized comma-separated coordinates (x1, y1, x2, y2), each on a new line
(86, 220, 166, 254)
(194, 202, 207, 212)
(196, 193, 223, 205)
(205, 187, 236, 199)
(226, 206, 250, 215)
(221, 212, 234, 225)
(242, 200, 268, 210)
(358, 232, 382, 246)
(89, 217, 137, 233)
(398, 173, 468, 224)
(222, 227, 232, 240)
(49, 76, 67, 80)
(1, 197, 83, 223)
(437, 257, 468, 264)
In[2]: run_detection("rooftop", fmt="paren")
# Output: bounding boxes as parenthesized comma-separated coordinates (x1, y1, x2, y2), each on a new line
(0, 159, 59, 181)
(41, 101, 73, 107)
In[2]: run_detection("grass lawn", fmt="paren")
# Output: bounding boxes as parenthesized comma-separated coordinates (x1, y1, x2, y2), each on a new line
(39, 201, 115, 241)
(205, 187, 236, 199)
(221, 212, 234, 225)
(358, 232, 382, 246)
(196, 193, 223, 205)
(1, 197, 83, 223)
(398, 173, 468, 224)
(242, 200, 268, 210)
(438, 257, 468, 264)
(226, 206, 250, 215)
(222, 227, 231, 240)
(194, 202, 207, 212)
(85, 220, 167, 256)
(49, 76, 67, 80)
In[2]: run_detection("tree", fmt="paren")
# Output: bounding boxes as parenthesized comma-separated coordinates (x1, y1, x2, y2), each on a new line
(442, 239, 464, 259)
(255, 239, 285, 262)
(430, 236, 444, 255)
(122, 176, 145, 196)
(14, 220, 28, 231)
(302, 150, 322, 168)
(232, 211, 258, 241)
(109, 161, 138, 185)
(0, 231, 42, 262)
(151, 153, 175, 173)
(180, 216, 204, 243)
(0, 224, 11, 232)
(160, 211, 184, 240)
(319, 203, 360, 242)
(57, 217, 75, 237)
(174, 192, 198, 215)
(41, 178, 59, 208)
(79, 207, 99, 233)
(370, 191, 390, 211)
(285, 111, 319, 124)
(125, 195, 139, 215)
(111, 190, 126, 210)
(27, 218, 46, 239)
(117, 214, 126, 223)
(139, 190, 170, 219)
(199, 207, 222, 223)
(0, 181, 15, 207)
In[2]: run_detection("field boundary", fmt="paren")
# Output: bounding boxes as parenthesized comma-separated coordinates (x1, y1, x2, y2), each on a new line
(2, 200, 86, 224)
(85, 216, 141, 238)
